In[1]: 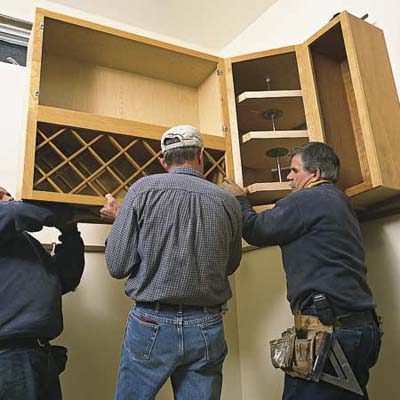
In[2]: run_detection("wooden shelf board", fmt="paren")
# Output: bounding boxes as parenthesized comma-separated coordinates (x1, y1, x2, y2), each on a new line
(237, 90, 302, 103)
(31, 190, 108, 206)
(37, 106, 225, 151)
(241, 131, 308, 168)
(237, 96, 306, 132)
(42, 16, 217, 88)
(242, 130, 308, 143)
(246, 182, 291, 205)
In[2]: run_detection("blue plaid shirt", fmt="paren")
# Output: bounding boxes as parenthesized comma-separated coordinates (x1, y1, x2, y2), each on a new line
(105, 167, 242, 306)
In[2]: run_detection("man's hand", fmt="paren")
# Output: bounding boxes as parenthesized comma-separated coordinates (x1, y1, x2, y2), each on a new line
(100, 194, 120, 222)
(221, 178, 248, 197)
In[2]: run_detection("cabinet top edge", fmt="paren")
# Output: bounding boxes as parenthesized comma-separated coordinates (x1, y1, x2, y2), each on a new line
(34, 7, 220, 64)
(228, 45, 297, 64)
(303, 10, 383, 48)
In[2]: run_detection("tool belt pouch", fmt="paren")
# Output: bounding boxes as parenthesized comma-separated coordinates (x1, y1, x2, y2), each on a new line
(269, 327, 296, 369)
(270, 328, 319, 380)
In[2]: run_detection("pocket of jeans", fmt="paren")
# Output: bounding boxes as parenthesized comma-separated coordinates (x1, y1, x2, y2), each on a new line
(125, 313, 160, 360)
(200, 315, 227, 361)
(368, 327, 383, 367)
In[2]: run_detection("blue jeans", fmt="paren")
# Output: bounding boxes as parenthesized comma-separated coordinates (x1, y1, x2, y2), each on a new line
(0, 347, 63, 400)
(115, 305, 228, 400)
(283, 323, 383, 400)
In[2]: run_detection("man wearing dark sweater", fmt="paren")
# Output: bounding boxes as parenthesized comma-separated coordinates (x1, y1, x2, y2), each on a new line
(0, 186, 85, 400)
(222, 142, 382, 400)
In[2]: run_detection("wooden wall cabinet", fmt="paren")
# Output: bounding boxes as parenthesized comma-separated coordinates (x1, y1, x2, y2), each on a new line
(21, 9, 232, 219)
(226, 11, 400, 216)
(21, 10, 400, 221)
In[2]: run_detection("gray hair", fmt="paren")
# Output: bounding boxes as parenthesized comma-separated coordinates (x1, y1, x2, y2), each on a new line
(163, 145, 201, 166)
(288, 142, 340, 183)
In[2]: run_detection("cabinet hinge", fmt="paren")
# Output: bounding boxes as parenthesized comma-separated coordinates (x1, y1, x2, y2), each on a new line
(222, 125, 228, 133)
(216, 68, 223, 76)
(39, 23, 44, 31)
(34, 89, 40, 97)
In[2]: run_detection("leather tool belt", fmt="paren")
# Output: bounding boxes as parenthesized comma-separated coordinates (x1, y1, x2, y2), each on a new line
(270, 314, 333, 379)
(269, 310, 378, 382)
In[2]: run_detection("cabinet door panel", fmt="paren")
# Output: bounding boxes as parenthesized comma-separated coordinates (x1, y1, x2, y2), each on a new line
(343, 12, 400, 190)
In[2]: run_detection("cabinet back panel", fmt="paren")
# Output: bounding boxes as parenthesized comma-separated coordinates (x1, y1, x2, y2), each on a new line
(311, 43, 363, 190)
(198, 71, 224, 136)
(39, 55, 202, 129)
(232, 52, 301, 95)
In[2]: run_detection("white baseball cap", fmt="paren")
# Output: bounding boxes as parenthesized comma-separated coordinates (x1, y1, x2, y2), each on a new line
(161, 125, 203, 154)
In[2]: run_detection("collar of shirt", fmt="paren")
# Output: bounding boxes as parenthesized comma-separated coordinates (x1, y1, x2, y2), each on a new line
(170, 166, 204, 179)
(306, 179, 333, 189)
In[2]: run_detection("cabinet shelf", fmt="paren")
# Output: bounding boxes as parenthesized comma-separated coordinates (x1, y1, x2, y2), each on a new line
(241, 130, 308, 168)
(236, 93, 306, 132)
(246, 182, 291, 205)
(36, 106, 225, 150)
(237, 90, 302, 103)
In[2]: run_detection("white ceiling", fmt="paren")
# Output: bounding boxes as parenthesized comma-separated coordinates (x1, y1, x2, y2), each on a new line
(51, 0, 278, 52)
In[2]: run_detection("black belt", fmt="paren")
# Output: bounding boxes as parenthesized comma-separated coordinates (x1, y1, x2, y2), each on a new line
(136, 301, 224, 314)
(301, 308, 377, 328)
(334, 310, 377, 328)
(0, 337, 50, 350)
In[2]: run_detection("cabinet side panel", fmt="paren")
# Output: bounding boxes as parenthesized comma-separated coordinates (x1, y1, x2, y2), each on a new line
(224, 59, 244, 184)
(198, 69, 223, 135)
(21, 10, 45, 200)
(344, 13, 400, 189)
(217, 61, 235, 179)
(295, 45, 325, 142)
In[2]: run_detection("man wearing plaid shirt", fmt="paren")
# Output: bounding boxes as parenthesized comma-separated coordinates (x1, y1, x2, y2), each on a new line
(102, 125, 242, 400)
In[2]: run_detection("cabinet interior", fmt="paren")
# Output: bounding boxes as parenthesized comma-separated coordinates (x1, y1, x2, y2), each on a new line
(39, 17, 223, 136)
(231, 51, 309, 204)
(309, 22, 366, 191)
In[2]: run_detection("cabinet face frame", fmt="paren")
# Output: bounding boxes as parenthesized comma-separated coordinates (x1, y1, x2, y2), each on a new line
(21, 8, 233, 208)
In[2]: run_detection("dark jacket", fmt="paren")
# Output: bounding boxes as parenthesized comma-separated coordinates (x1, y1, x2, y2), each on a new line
(0, 201, 84, 339)
(237, 183, 373, 313)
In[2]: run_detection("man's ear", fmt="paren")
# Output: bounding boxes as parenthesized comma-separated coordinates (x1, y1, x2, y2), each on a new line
(159, 157, 170, 172)
(198, 148, 204, 164)
(311, 168, 321, 182)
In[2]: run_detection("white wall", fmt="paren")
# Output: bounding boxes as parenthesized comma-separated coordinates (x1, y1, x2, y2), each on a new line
(0, 63, 27, 195)
(361, 215, 400, 400)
